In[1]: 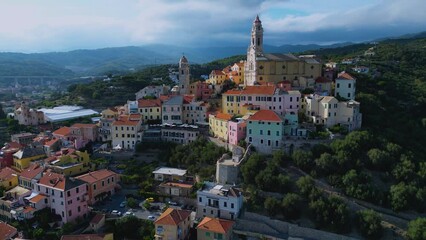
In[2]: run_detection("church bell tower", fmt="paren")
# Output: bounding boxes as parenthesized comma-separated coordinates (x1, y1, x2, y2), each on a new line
(245, 15, 264, 86)
(178, 55, 190, 95)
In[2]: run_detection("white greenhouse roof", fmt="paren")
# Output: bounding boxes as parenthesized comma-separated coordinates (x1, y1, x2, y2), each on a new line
(152, 167, 187, 176)
(39, 105, 99, 122)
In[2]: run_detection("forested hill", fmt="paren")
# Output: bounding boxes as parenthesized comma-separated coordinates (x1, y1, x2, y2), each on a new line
(306, 37, 426, 159)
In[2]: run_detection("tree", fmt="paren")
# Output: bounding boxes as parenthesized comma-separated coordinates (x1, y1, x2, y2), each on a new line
(115, 215, 142, 239)
(33, 228, 45, 240)
(292, 150, 313, 171)
(407, 218, 426, 240)
(0, 103, 6, 119)
(241, 154, 265, 185)
(357, 210, 383, 239)
(389, 182, 417, 211)
(127, 197, 138, 208)
(281, 193, 303, 220)
(392, 154, 416, 182)
(264, 197, 280, 216)
(296, 176, 316, 197)
(367, 148, 390, 169)
(315, 152, 335, 176)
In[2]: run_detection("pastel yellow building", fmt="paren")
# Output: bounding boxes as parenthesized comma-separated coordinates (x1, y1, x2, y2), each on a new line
(207, 70, 227, 85)
(154, 208, 192, 240)
(229, 62, 245, 85)
(0, 167, 19, 190)
(13, 148, 46, 170)
(244, 16, 321, 86)
(137, 99, 162, 122)
(45, 149, 94, 177)
(209, 112, 232, 142)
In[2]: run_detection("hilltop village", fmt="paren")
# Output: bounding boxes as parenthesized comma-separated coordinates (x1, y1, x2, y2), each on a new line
(2, 15, 422, 240)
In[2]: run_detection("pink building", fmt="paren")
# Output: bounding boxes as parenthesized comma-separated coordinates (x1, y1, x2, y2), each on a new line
(75, 169, 120, 205)
(69, 124, 99, 149)
(35, 172, 89, 223)
(228, 120, 246, 145)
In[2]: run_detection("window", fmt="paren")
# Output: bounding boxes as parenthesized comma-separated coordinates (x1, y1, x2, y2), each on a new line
(78, 206, 81, 212)
(44, 199, 48, 204)
(199, 197, 202, 202)
(93, 184, 97, 190)
(248, 137, 252, 142)
(60, 192, 63, 198)
(260, 130, 263, 135)
(348, 83, 352, 88)
(67, 191, 71, 197)
(267, 130, 270, 135)
(68, 210, 72, 217)
(337, 83, 340, 88)
(231, 203, 234, 208)
(276, 131, 280, 136)
(347, 93, 351, 98)
(76, 187, 79, 193)
(224, 202, 227, 207)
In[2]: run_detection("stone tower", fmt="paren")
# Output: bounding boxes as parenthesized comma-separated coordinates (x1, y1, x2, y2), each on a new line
(244, 15, 264, 86)
(178, 55, 190, 95)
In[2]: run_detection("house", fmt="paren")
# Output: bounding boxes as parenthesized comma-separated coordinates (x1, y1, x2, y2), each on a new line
(154, 208, 192, 240)
(161, 124, 200, 144)
(99, 107, 119, 142)
(53, 127, 71, 142)
(35, 171, 89, 223)
(135, 85, 170, 100)
(13, 147, 46, 170)
(188, 81, 214, 101)
(183, 96, 208, 124)
(162, 96, 184, 125)
(207, 70, 227, 85)
(75, 169, 120, 205)
(19, 164, 44, 190)
(335, 72, 356, 100)
(137, 99, 162, 123)
(314, 76, 332, 95)
(0, 221, 18, 239)
(44, 149, 94, 177)
(209, 112, 232, 142)
(111, 114, 142, 150)
(222, 85, 300, 116)
(44, 138, 61, 156)
(0, 142, 22, 168)
(0, 167, 19, 190)
(246, 110, 284, 154)
(158, 182, 193, 197)
(196, 182, 243, 220)
(89, 213, 106, 232)
(10, 132, 37, 146)
(0, 186, 32, 221)
(302, 95, 362, 131)
(69, 123, 98, 149)
(197, 217, 234, 240)
(153, 167, 187, 182)
(228, 119, 246, 146)
(61, 233, 113, 240)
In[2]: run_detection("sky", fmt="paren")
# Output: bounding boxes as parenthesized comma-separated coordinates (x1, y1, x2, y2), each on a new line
(0, 0, 425, 53)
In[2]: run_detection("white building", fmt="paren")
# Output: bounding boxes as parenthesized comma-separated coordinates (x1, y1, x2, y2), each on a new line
(161, 124, 200, 144)
(302, 95, 362, 132)
(196, 182, 243, 221)
(135, 85, 170, 100)
(182, 96, 208, 124)
(335, 72, 356, 100)
(162, 96, 183, 125)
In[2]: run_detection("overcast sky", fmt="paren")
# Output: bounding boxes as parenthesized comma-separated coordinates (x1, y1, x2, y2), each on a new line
(0, 0, 425, 52)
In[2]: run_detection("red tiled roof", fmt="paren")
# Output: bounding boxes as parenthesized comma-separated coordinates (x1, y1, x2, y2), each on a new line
(224, 85, 276, 95)
(53, 127, 71, 137)
(71, 123, 97, 128)
(29, 194, 48, 203)
(197, 217, 234, 234)
(159, 95, 171, 102)
(248, 110, 282, 122)
(183, 95, 194, 104)
(112, 115, 140, 126)
(76, 169, 117, 184)
(20, 164, 44, 179)
(38, 172, 66, 190)
(90, 214, 105, 225)
(315, 76, 332, 83)
(211, 70, 225, 76)
(44, 138, 59, 147)
(0, 221, 17, 239)
(2, 142, 23, 150)
(155, 208, 191, 226)
(337, 72, 356, 80)
(137, 99, 162, 108)
(0, 167, 18, 181)
(215, 112, 232, 121)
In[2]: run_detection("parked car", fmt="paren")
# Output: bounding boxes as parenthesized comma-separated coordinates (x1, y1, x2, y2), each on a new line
(120, 201, 127, 208)
(146, 197, 155, 203)
(147, 215, 156, 221)
(123, 211, 134, 217)
(168, 201, 178, 206)
(111, 210, 122, 216)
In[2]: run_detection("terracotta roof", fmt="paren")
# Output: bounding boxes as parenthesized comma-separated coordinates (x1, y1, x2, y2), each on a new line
(0, 221, 17, 239)
(160, 182, 193, 189)
(137, 99, 162, 108)
(159, 95, 170, 102)
(155, 208, 191, 226)
(183, 95, 194, 104)
(0, 167, 18, 181)
(61, 234, 110, 240)
(2, 142, 23, 150)
(211, 70, 225, 76)
(38, 172, 86, 191)
(44, 138, 59, 147)
(76, 169, 117, 184)
(248, 110, 282, 122)
(71, 123, 97, 128)
(337, 72, 356, 80)
(29, 194, 48, 203)
(224, 85, 276, 95)
(215, 112, 232, 121)
(20, 164, 44, 179)
(23, 206, 36, 213)
(53, 127, 71, 136)
(315, 76, 332, 83)
(90, 214, 105, 224)
(197, 217, 234, 234)
(112, 115, 140, 126)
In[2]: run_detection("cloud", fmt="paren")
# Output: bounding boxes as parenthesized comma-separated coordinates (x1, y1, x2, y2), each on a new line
(0, 0, 424, 52)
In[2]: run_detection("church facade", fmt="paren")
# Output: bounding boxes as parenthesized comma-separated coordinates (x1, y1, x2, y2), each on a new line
(244, 16, 322, 86)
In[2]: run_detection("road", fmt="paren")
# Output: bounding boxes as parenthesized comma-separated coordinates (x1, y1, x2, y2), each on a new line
(287, 166, 410, 238)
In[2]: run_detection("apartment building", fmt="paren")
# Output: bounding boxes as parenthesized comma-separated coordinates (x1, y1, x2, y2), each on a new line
(111, 114, 142, 150)
(76, 169, 120, 205)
